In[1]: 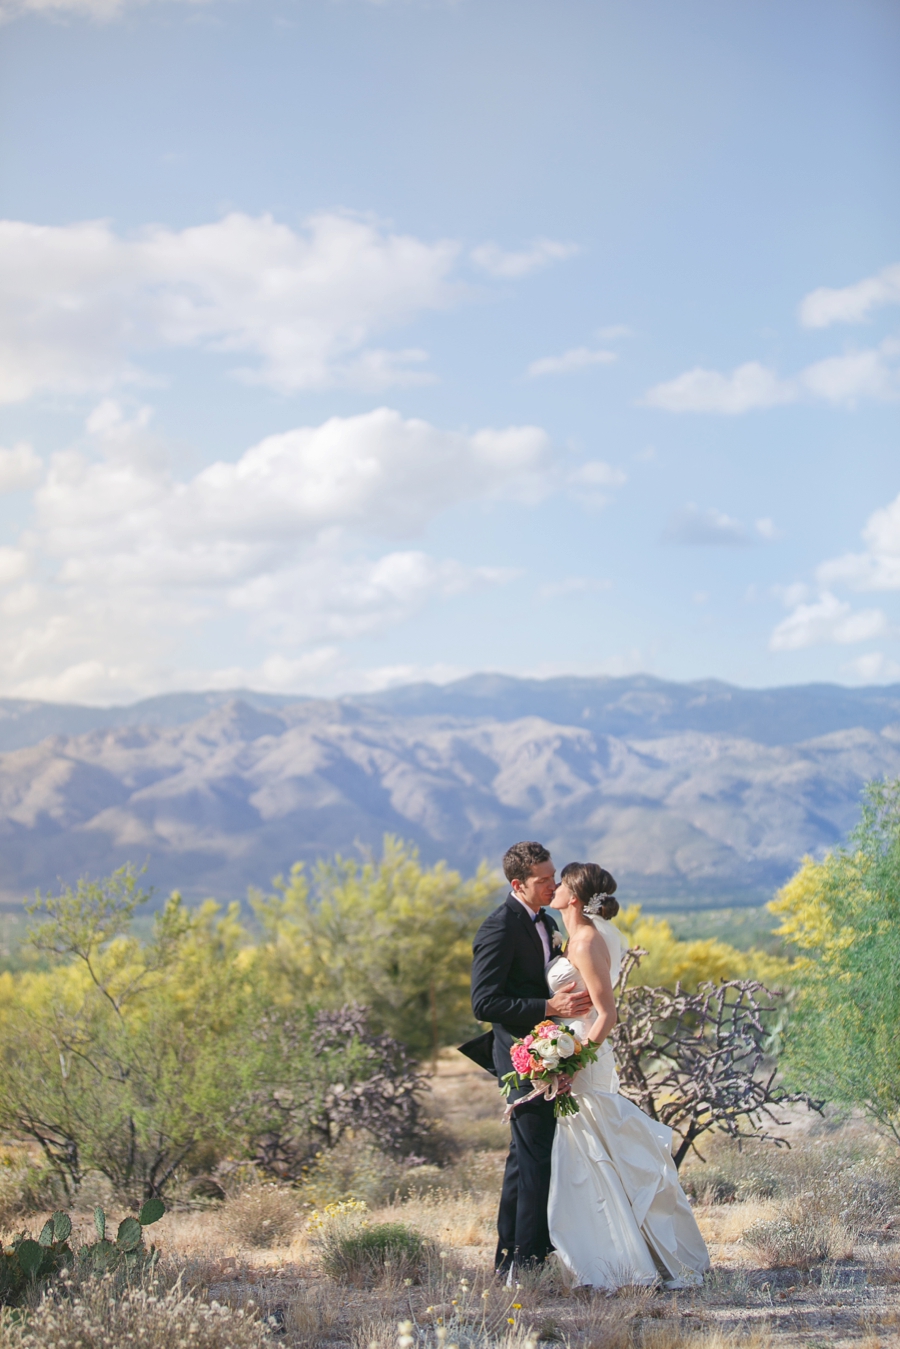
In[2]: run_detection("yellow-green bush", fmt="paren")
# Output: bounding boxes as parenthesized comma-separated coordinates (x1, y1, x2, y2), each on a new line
(613, 905, 790, 990)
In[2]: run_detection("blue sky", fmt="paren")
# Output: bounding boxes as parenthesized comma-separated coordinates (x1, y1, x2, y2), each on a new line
(0, 0, 898, 703)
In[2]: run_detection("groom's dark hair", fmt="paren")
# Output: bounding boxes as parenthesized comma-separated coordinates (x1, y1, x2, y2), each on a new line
(503, 840, 551, 884)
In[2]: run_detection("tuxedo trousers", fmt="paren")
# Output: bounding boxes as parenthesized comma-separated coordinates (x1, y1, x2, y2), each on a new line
(495, 1092, 556, 1271)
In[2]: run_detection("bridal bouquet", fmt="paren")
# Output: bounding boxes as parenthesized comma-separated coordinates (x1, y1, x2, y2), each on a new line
(501, 1019, 599, 1118)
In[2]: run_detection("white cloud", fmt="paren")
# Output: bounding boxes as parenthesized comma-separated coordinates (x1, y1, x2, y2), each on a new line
(0, 548, 28, 584)
(0, 442, 41, 492)
(801, 341, 900, 404)
(0, 212, 463, 402)
(817, 490, 900, 592)
(1, 0, 411, 14)
(470, 238, 579, 279)
(645, 361, 793, 414)
(567, 461, 627, 490)
(0, 405, 548, 701)
(527, 346, 617, 378)
(772, 581, 810, 608)
(0, 0, 141, 14)
(769, 591, 888, 651)
(799, 263, 900, 328)
(645, 342, 900, 413)
(565, 459, 627, 509)
(663, 505, 754, 547)
(840, 651, 900, 683)
(227, 548, 516, 646)
(755, 517, 780, 540)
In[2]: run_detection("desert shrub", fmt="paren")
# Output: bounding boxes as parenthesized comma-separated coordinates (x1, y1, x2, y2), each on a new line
(318, 1220, 429, 1285)
(0, 1276, 269, 1349)
(300, 1137, 448, 1208)
(682, 1172, 739, 1205)
(0, 871, 259, 1202)
(613, 961, 818, 1168)
(437, 1149, 506, 1199)
(284, 1283, 339, 1347)
(450, 1116, 509, 1152)
(743, 1206, 853, 1269)
(298, 1138, 402, 1206)
(247, 1003, 434, 1180)
(683, 1131, 900, 1226)
(219, 1183, 302, 1249)
(0, 868, 435, 1204)
(0, 1154, 63, 1230)
(641, 1330, 772, 1349)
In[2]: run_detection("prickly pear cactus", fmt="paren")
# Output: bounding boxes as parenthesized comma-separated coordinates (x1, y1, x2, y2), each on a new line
(77, 1200, 165, 1277)
(0, 1200, 165, 1308)
(0, 1212, 75, 1307)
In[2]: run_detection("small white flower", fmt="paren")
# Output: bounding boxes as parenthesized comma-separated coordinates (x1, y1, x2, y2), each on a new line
(555, 1032, 575, 1057)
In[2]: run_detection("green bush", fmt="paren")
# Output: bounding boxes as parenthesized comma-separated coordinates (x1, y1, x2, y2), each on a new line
(318, 1221, 429, 1286)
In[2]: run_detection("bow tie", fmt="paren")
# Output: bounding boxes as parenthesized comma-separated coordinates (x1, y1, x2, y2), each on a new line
(532, 911, 543, 922)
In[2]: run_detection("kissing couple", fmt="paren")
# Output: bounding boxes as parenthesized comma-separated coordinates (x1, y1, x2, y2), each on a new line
(463, 840, 709, 1290)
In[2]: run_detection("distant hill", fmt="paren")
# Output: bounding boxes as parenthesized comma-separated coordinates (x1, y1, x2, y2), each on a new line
(3, 672, 900, 750)
(1, 675, 899, 911)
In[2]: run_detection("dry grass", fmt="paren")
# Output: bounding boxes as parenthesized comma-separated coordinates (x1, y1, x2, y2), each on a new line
(218, 1182, 304, 1249)
(0, 1147, 63, 1232)
(371, 1185, 499, 1253)
(0, 1274, 270, 1349)
(4, 1054, 900, 1346)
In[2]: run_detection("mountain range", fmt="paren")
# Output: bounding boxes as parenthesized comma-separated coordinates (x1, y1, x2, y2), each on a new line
(2, 673, 900, 911)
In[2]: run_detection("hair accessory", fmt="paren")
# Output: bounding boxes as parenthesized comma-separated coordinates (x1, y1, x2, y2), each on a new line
(583, 892, 613, 916)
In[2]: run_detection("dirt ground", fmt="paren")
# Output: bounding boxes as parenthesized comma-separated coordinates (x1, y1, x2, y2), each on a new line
(5, 1053, 900, 1347)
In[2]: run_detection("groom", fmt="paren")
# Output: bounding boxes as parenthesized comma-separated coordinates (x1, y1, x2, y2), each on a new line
(467, 840, 593, 1274)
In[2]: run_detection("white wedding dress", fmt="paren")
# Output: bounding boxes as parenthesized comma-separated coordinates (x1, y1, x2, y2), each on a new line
(546, 919, 710, 1290)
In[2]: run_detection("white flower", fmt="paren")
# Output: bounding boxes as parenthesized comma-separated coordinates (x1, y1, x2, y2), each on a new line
(540, 1054, 560, 1070)
(554, 1032, 575, 1058)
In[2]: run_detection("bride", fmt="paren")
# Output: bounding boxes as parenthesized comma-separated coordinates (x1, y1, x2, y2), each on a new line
(546, 861, 709, 1290)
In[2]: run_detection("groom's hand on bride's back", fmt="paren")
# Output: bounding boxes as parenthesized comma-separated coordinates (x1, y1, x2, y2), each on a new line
(546, 981, 593, 1018)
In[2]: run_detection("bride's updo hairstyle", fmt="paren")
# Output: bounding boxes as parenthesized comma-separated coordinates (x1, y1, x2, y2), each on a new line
(560, 861, 619, 920)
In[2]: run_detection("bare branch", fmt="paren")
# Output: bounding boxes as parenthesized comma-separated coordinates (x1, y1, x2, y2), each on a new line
(612, 949, 822, 1168)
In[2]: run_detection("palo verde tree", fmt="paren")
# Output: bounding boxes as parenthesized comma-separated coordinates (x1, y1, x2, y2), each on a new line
(769, 777, 900, 1143)
(252, 836, 498, 1062)
(0, 867, 257, 1201)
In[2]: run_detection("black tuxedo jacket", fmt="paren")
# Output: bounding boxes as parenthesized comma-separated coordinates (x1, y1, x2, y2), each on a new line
(468, 893, 557, 1083)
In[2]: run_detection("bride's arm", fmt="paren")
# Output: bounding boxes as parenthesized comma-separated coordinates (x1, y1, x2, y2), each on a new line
(567, 928, 617, 1045)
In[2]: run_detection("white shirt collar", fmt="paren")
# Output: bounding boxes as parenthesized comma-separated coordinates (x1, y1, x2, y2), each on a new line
(513, 893, 541, 921)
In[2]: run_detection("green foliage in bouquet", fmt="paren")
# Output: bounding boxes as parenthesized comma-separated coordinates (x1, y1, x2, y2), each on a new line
(0, 1199, 164, 1307)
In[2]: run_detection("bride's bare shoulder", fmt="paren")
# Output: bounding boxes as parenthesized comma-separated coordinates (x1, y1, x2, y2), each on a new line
(568, 923, 611, 965)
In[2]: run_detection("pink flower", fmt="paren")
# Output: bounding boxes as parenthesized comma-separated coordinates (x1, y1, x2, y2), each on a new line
(522, 1035, 534, 1047)
(511, 1043, 536, 1075)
